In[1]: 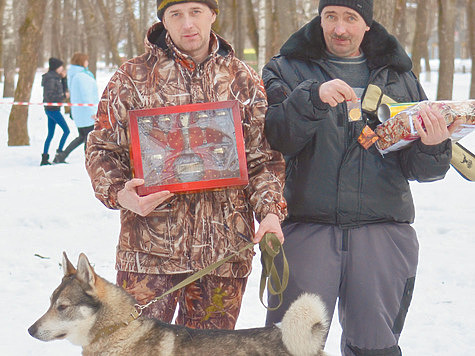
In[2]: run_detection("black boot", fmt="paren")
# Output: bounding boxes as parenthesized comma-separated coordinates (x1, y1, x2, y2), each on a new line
(40, 154, 51, 166)
(53, 150, 67, 164)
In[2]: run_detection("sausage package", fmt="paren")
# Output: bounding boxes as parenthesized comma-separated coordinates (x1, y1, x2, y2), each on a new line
(374, 100, 475, 154)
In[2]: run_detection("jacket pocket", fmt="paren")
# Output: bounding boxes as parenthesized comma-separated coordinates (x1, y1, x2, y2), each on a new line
(392, 276, 415, 334)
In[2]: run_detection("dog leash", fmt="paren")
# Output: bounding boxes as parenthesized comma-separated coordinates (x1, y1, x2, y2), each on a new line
(90, 233, 289, 344)
(132, 232, 289, 318)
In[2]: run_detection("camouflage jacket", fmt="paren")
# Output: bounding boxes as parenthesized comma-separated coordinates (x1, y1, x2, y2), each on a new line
(85, 23, 286, 278)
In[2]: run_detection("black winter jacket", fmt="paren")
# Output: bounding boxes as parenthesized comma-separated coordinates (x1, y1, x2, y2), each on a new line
(42, 70, 67, 111)
(264, 17, 452, 228)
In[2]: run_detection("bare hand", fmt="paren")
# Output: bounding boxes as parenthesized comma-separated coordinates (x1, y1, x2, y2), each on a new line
(253, 213, 284, 244)
(319, 79, 358, 107)
(117, 178, 174, 216)
(414, 104, 463, 146)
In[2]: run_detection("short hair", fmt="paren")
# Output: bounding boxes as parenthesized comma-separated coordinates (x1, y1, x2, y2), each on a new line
(70, 52, 89, 67)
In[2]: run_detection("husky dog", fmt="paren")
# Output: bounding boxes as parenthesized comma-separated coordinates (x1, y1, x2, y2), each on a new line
(29, 253, 329, 355)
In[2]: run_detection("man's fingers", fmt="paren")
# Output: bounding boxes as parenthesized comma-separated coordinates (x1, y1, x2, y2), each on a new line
(125, 178, 145, 190)
(144, 190, 174, 204)
(320, 79, 357, 106)
(413, 116, 427, 139)
(448, 118, 463, 135)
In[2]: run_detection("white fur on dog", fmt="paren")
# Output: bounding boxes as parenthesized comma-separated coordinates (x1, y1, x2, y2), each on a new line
(281, 293, 329, 356)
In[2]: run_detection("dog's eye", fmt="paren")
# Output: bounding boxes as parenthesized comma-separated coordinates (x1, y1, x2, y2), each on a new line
(57, 304, 68, 312)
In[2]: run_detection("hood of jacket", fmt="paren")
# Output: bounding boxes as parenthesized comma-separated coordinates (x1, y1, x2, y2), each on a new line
(279, 16, 412, 73)
(67, 64, 91, 88)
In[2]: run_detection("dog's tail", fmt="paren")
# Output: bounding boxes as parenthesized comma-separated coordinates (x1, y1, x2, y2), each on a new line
(281, 293, 329, 356)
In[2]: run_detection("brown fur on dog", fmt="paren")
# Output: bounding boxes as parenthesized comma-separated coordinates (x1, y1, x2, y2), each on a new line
(29, 252, 329, 355)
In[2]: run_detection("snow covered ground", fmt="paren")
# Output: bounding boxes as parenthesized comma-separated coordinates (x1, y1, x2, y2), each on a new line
(0, 68, 473, 355)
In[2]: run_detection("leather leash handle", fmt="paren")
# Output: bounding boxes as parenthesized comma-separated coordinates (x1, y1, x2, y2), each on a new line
(259, 233, 289, 311)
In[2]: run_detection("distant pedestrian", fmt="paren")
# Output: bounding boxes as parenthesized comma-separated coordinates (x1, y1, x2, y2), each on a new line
(53, 53, 98, 163)
(40, 57, 70, 166)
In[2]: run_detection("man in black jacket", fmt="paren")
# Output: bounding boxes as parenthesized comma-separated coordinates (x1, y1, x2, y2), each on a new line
(263, 1, 461, 355)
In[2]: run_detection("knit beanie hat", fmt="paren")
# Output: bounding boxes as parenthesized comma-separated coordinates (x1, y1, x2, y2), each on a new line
(318, 0, 373, 26)
(157, 0, 219, 20)
(48, 57, 63, 71)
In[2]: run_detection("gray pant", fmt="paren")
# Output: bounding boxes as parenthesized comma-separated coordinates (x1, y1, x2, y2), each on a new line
(266, 222, 418, 356)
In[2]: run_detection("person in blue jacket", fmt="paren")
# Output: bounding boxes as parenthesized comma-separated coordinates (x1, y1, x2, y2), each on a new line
(53, 52, 99, 163)
(41, 57, 70, 165)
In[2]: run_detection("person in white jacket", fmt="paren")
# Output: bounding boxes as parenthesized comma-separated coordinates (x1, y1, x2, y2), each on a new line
(54, 53, 99, 163)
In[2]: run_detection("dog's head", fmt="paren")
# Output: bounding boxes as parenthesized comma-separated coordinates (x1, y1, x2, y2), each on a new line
(28, 252, 101, 346)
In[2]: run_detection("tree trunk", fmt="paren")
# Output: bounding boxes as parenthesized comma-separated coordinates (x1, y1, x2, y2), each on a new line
(51, 0, 61, 57)
(96, 0, 123, 67)
(124, 0, 145, 55)
(213, 0, 232, 37)
(7, 0, 47, 146)
(140, 0, 150, 36)
(274, 0, 297, 49)
(3, 0, 15, 97)
(373, 0, 396, 33)
(470, 0, 475, 98)
(257, 0, 266, 73)
(265, 0, 277, 63)
(393, 0, 408, 47)
(61, 0, 74, 62)
(246, 0, 258, 56)
(233, 0, 244, 59)
(411, 0, 430, 78)
(300, 0, 318, 25)
(0, 0, 7, 77)
(437, 0, 455, 100)
(78, 0, 99, 76)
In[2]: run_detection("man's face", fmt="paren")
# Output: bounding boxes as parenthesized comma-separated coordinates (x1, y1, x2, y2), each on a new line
(321, 6, 370, 58)
(162, 2, 216, 63)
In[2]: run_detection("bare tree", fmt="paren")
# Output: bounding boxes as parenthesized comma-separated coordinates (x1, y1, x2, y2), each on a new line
(233, 0, 245, 59)
(124, 0, 145, 55)
(374, 0, 396, 31)
(61, 0, 75, 62)
(97, 0, 123, 66)
(265, 0, 278, 63)
(437, 0, 456, 100)
(411, 0, 431, 78)
(78, 0, 100, 75)
(51, 0, 61, 57)
(470, 0, 475, 98)
(299, 0, 319, 24)
(275, 0, 298, 49)
(257, 0, 266, 73)
(3, 0, 15, 97)
(246, 0, 258, 55)
(393, 0, 408, 47)
(0, 0, 7, 77)
(7, 0, 47, 146)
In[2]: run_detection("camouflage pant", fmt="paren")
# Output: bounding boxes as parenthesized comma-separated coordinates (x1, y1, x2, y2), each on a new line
(117, 271, 247, 330)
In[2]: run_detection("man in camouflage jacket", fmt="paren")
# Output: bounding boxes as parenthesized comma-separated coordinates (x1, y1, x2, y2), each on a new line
(85, 0, 286, 329)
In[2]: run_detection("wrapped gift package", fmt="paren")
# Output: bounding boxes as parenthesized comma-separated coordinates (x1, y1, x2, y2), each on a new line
(374, 100, 475, 154)
(128, 101, 248, 195)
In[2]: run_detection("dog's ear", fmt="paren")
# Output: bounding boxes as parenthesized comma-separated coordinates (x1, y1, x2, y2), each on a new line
(76, 253, 97, 288)
(62, 251, 77, 276)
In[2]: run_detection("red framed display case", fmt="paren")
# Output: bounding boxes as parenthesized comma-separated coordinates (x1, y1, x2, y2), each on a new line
(128, 100, 248, 195)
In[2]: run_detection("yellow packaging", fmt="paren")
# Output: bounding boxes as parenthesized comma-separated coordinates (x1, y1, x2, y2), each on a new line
(377, 103, 417, 122)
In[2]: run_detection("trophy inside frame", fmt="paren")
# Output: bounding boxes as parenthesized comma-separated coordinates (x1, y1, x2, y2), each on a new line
(129, 101, 248, 195)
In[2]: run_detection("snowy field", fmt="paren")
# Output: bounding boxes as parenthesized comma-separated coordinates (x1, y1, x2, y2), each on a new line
(0, 67, 474, 355)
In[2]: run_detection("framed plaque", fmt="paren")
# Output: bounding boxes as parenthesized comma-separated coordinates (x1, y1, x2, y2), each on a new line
(128, 100, 248, 195)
